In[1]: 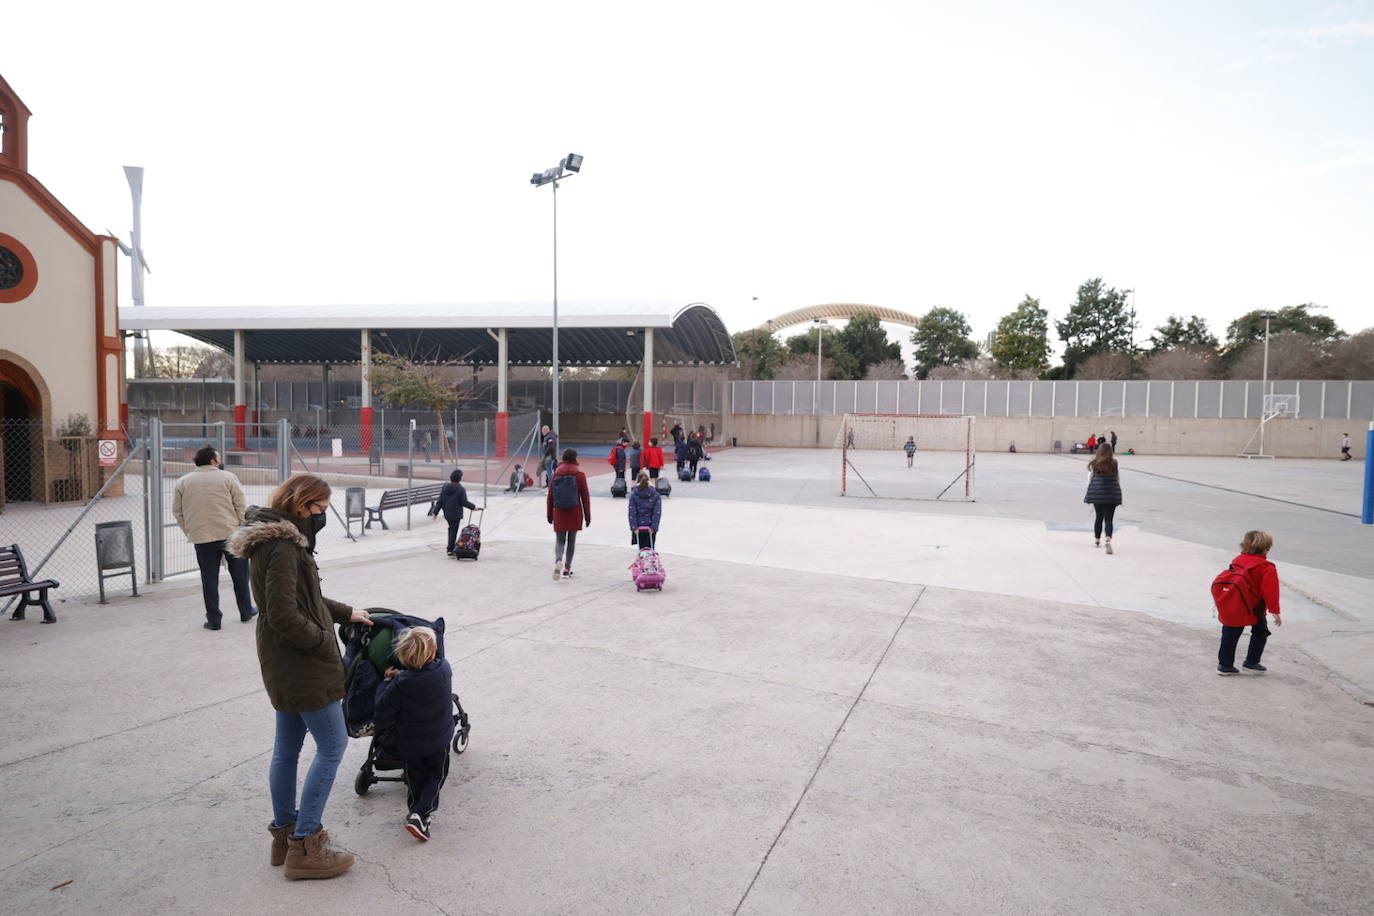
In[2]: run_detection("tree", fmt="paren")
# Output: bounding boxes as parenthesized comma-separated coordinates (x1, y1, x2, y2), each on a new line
(1056, 278, 1135, 377)
(774, 353, 835, 380)
(1149, 315, 1218, 352)
(1329, 328, 1374, 378)
(731, 329, 786, 379)
(833, 311, 901, 380)
(785, 326, 857, 379)
(152, 343, 232, 378)
(990, 296, 1050, 374)
(1141, 348, 1215, 380)
(1075, 352, 1133, 380)
(910, 307, 979, 380)
(1224, 304, 1344, 353)
(864, 358, 907, 380)
(367, 352, 473, 460)
(1226, 331, 1331, 380)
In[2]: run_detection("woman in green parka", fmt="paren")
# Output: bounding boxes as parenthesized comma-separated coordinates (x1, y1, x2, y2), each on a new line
(227, 474, 373, 880)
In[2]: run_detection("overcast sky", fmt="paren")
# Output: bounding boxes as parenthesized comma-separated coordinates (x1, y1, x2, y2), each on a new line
(6, 0, 1372, 358)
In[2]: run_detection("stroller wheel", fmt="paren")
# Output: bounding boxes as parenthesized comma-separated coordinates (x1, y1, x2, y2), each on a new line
(453, 728, 469, 754)
(354, 768, 373, 796)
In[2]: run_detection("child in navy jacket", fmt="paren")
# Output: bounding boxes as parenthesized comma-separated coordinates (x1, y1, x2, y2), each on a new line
(375, 626, 454, 840)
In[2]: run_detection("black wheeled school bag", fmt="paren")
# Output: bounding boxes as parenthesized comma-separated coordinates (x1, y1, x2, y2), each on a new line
(678, 467, 693, 482)
(655, 476, 672, 498)
(453, 508, 483, 560)
(610, 474, 628, 498)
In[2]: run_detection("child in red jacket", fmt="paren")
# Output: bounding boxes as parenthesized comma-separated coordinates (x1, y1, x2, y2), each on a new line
(1217, 530, 1281, 675)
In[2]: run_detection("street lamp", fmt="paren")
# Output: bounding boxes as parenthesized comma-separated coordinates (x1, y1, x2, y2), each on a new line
(529, 153, 584, 439)
(1258, 311, 1275, 457)
(814, 318, 829, 382)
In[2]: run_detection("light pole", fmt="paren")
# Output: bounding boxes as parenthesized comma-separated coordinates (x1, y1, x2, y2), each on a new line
(529, 153, 584, 439)
(1258, 311, 1274, 457)
(815, 318, 829, 382)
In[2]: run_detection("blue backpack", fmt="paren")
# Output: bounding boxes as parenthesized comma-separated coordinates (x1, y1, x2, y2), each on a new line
(698, 467, 712, 482)
(552, 473, 579, 510)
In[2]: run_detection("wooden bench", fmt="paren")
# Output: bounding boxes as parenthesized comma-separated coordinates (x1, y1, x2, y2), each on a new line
(365, 483, 446, 530)
(1, 544, 59, 624)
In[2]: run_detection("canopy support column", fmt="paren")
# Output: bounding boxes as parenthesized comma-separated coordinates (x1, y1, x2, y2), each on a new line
(233, 329, 246, 449)
(360, 329, 373, 452)
(642, 327, 655, 446)
(495, 328, 509, 458)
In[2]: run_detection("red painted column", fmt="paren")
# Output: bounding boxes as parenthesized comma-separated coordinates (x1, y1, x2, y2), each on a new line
(119, 403, 129, 431)
(495, 411, 509, 458)
(233, 404, 247, 449)
(642, 411, 653, 448)
(360, 406, 374, 452)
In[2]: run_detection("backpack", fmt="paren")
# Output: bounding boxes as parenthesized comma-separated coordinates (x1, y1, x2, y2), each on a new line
(552, 473, 580, 510)
(1211, 564, 1261, 623)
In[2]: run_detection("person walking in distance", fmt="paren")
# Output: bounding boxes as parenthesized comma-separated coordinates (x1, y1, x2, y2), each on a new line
(903, 436, 917, 468)
(643, 437, 665, 480)
(433, 469, 477, 556)
(547, 448, 591, 580)
(625, 440, 642, 480)
(674, 435, 689, 475)
(1216, 530, 1281, 675)
(540, 425, 559, 487)
(1340, 432, 1352, 461)
(1084, 442, 1123, 554)
(173, 445, 256, 630)
(226, 474, 374, 880)
(684, 433, 705, 478)
(1109, 430, 1118, 451)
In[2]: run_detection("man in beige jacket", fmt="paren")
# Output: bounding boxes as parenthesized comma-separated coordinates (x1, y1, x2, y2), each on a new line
(173, 445, 255, 629)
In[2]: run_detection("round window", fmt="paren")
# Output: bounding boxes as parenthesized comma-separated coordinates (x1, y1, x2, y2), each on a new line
(0, 247, 23, 290)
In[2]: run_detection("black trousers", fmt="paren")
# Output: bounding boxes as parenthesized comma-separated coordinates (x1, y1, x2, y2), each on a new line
(403, 750, 450, 817)
(446, 521, 462, 553)
(194, 540, 253, 626)
(1092, 504, 1117, 539)
(1218, 620, 1269, 669)
(634, 529, 656, 549)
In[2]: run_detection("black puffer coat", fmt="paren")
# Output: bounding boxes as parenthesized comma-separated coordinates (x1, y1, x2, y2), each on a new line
(1084, 471, 1123, 506)
(373, 658, 455, 758)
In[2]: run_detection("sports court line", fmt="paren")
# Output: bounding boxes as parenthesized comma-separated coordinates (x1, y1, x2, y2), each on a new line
(1059, 455, 1361, 519)
(732, 586, 926, 915)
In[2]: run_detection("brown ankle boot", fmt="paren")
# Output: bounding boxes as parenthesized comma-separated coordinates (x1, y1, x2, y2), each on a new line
(268, 821, 295, 867)
(283, 828, 355, 880)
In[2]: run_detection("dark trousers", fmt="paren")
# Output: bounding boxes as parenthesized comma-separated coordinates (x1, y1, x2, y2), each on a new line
(675, 459, 684, 472)
(194, 540, 253, 626)
(1092, 504, 1117, 539)
(635, 529, 655, 549)
(1218, 619, 1269, 669)
(403, 750, 450, 817)
(446, 520, 462, 553)
(688, 459, 699, 475)
(555, 530, 578, 567)
(648, 467, 660, 479)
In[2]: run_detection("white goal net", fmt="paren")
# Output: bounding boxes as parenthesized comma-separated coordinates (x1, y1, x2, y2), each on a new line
(832, 414, 976, 501)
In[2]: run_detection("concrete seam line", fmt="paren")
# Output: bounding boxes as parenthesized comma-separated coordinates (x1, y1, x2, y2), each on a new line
(732, 586, 927, 916)
(509, 635, 861, 703)
(0, 688, 264, 771)
(1056, 453, 1361, 519)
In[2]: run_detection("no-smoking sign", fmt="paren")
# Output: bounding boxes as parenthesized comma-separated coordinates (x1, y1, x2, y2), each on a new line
(98, 439, 119, 467)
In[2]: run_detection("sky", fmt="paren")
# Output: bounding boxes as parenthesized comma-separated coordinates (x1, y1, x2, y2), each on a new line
(4, 0, 1372, 360)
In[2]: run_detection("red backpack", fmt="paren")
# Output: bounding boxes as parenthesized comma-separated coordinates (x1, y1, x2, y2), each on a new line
(1211, 564, 1261, 624)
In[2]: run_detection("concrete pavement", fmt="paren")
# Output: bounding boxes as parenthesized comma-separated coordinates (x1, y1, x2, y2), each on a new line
(1, 447, 1371, 915)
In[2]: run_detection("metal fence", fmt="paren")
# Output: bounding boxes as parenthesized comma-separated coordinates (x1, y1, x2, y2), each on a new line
(729, 379, 1374, 420)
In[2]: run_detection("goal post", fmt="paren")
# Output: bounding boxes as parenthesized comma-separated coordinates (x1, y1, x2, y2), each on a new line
(832, 414, 976, 501)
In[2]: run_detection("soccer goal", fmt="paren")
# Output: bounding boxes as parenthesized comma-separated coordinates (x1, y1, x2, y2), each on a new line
(832, 414, 976, 501)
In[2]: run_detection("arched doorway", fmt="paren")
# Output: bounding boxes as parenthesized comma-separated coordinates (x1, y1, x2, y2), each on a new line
(0, 358, 44, 505)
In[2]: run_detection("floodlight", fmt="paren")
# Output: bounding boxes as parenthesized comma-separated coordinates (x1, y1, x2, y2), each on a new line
(563, 153, 583, 173)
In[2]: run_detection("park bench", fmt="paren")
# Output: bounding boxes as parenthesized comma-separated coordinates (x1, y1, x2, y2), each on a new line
(365, 483, 446, 530)
(1, 544, 59, 624)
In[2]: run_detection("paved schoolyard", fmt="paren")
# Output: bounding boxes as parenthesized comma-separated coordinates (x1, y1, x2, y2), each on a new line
(0, 449, 1370, 915)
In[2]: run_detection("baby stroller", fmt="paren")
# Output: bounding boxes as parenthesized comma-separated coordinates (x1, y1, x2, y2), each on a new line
(339, 608, 471, 796)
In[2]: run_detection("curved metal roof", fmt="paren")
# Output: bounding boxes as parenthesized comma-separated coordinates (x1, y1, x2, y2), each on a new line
(119, 302, 736, 366)
(761, 303, 922, 331)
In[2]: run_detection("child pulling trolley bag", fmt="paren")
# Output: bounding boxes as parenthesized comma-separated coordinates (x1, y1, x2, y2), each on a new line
(629, 527, 666, 591)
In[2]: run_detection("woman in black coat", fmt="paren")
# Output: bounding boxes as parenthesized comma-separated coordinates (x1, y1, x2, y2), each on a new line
(1084, 443, 1123, 554)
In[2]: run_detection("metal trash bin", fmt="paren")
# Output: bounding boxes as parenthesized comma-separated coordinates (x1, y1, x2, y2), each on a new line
(94, 520, 139, 605)
(345, 487, 366, 537)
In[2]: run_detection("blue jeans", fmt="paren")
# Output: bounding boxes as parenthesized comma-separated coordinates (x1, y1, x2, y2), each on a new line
(270, 702, 348, 837)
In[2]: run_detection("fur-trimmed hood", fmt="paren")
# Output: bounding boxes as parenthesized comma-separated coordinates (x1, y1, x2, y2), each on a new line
(226, 506, 311, 558)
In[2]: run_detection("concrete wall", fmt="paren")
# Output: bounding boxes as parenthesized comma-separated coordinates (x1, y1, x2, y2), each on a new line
(0, 180, 98, 428)
(726, 413, 1370, 459)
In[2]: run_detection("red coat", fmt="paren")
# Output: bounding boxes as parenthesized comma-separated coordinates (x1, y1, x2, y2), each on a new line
(1219, 552, 1281, 627)
(546, 462, 591, 532)
(642, 446, 665, 470)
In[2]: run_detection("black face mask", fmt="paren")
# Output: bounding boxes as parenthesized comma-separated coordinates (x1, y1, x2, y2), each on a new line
(309, 511, 328, 533)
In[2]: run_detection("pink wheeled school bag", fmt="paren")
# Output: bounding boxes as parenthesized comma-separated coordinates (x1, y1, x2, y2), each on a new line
(629, 528, 666, 591)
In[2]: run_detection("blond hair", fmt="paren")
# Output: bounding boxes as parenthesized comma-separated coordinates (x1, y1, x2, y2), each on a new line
(393, 626, 438, 669)
(270, 474, 332, 518)
(1239, 530, 1273, 556)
